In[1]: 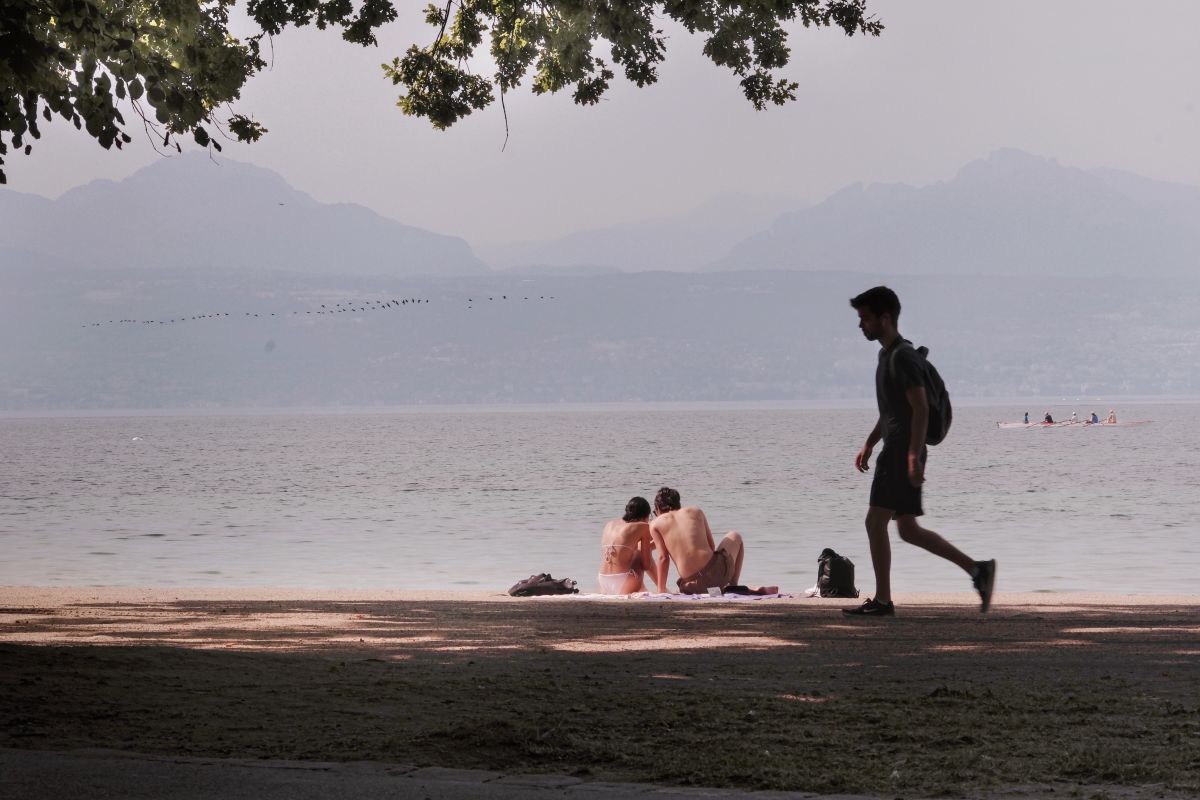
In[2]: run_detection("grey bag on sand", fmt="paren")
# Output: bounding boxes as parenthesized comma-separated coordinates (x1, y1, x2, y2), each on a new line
(507, 573, 579, 596)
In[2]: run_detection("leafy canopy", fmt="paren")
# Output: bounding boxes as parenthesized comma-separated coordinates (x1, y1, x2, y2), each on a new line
(0, 1, 882, 183)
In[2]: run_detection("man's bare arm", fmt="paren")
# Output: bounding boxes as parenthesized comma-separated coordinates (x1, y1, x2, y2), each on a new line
(856, 418, 882, 472)
(700, 509, 716, 551)
(648, 525, 670, 593)
(638, 525, 656, 590)
(905, 385, 929, 486)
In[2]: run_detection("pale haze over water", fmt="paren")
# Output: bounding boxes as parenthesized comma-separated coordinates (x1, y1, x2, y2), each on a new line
(2, 403, 1195, 595)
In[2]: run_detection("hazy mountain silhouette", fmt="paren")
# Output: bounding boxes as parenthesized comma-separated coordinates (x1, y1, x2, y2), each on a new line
(710, 149, 1200, 276)
(0, 154, 488, 276)
(478, 192, 806, 272)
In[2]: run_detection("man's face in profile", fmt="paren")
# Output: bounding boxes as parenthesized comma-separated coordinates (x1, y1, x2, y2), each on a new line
(856, 307, 883, 341)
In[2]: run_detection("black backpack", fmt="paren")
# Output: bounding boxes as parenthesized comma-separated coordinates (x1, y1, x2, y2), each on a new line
(816, 548, 859, 598)
(890, 342, 953, 446)
(507, 573, 579, 597)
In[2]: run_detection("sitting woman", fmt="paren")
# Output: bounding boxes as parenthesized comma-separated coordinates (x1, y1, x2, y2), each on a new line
(598, 496, 656, 595)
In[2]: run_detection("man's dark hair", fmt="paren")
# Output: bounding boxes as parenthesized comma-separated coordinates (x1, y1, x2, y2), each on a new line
(623, 496, 651, 522)
(654, 487, 681, 513)
(849, 286, 901, 322)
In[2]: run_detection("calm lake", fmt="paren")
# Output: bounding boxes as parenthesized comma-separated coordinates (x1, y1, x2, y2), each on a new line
(2, 402, 1196, 594)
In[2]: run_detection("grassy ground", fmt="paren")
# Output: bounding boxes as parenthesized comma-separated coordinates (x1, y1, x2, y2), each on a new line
(2, 596, 1198, 797)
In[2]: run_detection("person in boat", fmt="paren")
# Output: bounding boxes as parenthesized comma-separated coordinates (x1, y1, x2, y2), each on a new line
(598, 496, 656, 595)
(647, 487, 745, 594)
(1090, 412, 1100, 424)
(846, 286, 995, 617)
(1024, 411, 1029, 424)
(1069, 411, 1078, 423)
(1107, 410, 1117, 424)
(1044, 411, 1054, 424)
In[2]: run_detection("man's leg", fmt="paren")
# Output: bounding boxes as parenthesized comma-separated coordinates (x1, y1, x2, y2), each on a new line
(865, 506, 894, 604)
(717, 531, 744, 584)
(894, 515, 974, 572)
(895, 515, 996, 611)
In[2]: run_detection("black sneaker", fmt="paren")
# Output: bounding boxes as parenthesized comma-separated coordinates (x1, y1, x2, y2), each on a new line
(842, 598, 895, 617)
(973, 559, 996, 613)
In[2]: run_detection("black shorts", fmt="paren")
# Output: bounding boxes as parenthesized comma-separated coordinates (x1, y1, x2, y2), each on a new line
(870, 441, 925, 518)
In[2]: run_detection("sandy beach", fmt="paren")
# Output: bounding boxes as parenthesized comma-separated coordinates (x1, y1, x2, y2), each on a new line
(2, 587, 1198, 798)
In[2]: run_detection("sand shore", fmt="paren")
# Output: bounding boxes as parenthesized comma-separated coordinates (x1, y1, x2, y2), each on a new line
(2, 587, 1197, 798)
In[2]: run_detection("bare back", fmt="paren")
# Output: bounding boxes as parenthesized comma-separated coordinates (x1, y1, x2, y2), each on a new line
(600, 519, 652, 574)
(648, 507, 715, 580)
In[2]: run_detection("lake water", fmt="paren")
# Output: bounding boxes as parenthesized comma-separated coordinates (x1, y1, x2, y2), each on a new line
(1, 403, 1196, 595)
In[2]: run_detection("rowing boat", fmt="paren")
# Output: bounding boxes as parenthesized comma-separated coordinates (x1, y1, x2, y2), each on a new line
(996, 420, 1152, 429)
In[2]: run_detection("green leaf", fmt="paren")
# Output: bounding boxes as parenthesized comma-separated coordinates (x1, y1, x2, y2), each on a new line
(0, 0, 885, 175)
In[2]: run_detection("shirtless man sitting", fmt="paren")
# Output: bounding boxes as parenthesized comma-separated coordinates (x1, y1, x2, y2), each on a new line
(648, 486, 745, 594)
(597, 496, 655, 595)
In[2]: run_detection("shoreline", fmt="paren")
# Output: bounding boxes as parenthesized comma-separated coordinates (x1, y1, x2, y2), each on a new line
(3, 586, 1197, 797)
(3, 585, 1197, 607)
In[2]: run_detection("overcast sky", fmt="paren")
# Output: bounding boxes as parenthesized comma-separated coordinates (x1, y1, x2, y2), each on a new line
(7, 0, 1200, 246)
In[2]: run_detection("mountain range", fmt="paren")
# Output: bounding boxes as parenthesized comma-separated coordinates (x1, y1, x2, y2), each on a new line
(4, 148, 1199, 277)
(710, 149, 1200, 276)
(0, 154, 486, 277)
(477, 192, 806, 272)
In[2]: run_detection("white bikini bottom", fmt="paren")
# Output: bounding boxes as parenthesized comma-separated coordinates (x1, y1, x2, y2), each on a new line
(597, 570, 638, 595)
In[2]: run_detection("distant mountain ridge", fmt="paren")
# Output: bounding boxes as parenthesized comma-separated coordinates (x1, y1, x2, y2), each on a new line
(710, 149, 1200, 276)
(0, 154, 488, 276)
(477, 192, 807, 272)
(7, 149, 1198, 279)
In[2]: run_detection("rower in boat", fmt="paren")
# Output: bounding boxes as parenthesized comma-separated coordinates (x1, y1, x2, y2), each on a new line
(1107, 410, 1117, 424)
(1069, 411, 1078, 424)
(1090, 411, 1100, 424)
(1024, 411, 1029, 424)
(1044, 411, 1054, 424)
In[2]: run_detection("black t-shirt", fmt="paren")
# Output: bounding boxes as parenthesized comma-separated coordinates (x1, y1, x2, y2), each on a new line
(875, 338, 925, 443)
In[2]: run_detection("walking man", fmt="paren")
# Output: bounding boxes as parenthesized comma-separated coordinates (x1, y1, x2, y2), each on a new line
(847, 286, 995, 616)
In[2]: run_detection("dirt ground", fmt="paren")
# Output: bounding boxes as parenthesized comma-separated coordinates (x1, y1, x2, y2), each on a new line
(1, 589, 1198, 798)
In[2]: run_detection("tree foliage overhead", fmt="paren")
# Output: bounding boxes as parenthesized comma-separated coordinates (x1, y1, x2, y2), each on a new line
(0, 1, 882, 183)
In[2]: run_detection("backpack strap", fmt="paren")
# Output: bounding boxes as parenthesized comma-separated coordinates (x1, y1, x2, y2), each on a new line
(888, 341, 929, 383)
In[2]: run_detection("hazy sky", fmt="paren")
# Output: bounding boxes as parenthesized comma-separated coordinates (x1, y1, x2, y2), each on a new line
(7, 0, 1200, 246)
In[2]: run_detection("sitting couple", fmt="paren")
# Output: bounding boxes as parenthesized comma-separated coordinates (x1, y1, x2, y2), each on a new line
(598, 486, 752, 595)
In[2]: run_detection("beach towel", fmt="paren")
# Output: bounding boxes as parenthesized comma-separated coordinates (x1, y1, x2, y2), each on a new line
(571, 591, 793, 602)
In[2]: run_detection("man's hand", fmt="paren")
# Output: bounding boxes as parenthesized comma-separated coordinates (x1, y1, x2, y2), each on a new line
(855, 443, 874, 473)
(907, 451, 925, 487)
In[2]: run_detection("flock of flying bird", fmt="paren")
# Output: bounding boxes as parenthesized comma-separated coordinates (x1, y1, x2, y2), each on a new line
(80, 294, 556, 328)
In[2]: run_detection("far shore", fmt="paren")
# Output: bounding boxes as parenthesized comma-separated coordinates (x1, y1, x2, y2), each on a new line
(2, 586, 1197, 798)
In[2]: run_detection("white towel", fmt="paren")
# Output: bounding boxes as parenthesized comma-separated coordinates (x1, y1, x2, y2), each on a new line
(570, 591, 793, 601)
